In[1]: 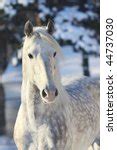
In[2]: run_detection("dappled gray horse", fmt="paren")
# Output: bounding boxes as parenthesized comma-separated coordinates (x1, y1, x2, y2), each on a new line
(14, 20, 100, 150)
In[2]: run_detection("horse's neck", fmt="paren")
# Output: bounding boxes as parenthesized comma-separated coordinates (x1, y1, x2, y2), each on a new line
(21, 78, 67, 130)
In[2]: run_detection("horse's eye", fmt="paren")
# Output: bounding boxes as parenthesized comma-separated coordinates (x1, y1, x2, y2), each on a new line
(28, 53, 33, 59)
(53, 52, 57, 57)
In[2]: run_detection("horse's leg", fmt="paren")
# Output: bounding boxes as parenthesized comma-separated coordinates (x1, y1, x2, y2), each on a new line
(88, 144, 100, 150)
(14, 104, 32, 150)
(92, 138, 100, 150)
(88, 138, 100, 150)
(28, 143, 37, 150)
(37, 124, 57, 150)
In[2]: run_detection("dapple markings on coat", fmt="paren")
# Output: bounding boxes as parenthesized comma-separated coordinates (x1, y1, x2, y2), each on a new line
(14, 20, 100, 150)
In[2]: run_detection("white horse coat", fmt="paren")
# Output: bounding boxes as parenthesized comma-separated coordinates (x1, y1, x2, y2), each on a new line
(14, 21, 100, 150)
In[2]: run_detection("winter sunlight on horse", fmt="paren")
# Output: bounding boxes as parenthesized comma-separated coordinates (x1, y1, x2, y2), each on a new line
(14, 20, 100, 150)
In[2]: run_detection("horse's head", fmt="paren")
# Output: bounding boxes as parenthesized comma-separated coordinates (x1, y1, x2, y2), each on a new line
(23, 20, 61, 104)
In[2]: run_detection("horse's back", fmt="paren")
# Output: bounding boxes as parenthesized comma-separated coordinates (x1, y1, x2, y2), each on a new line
(65, 77, 100, 105)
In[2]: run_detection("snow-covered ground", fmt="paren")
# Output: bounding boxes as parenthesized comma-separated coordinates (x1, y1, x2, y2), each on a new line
(0, 136, 16, 150)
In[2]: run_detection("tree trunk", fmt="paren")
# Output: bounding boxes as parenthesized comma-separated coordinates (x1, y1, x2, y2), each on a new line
(0, 30, 8, 74)
(79, 0, 87, 11)
(0, 84, 5, 135)
(82, 51, 90, 76)
(33, 0, 41, 26)
(46, 0, 68, 7)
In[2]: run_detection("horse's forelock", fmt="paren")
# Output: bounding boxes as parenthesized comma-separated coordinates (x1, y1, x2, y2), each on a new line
(23, 26, 64, 60)
(34, 28, 63, 58)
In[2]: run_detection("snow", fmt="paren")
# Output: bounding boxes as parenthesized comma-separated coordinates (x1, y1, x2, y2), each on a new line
(18, 0, 33, 6)
(54, 6, 89, 23)
(0, 0, 33, 7)
(1, 63, 22, 83)
(54, 22, 81, 43)
(0, 0, 15, 9)
(60, 46, 82, 82)
(0, 0, 16, 17)
(0, 0, 36, 16)
(4, 6, 16, 17)
(0, 136, 16, 150)
(50, 5, 99, 53)
(54, 23, 81, 42)
(75, 35, 99, 53)
(87, 10, 98, 19)
(54, 22, 99, 53)
(0, 0, 4, 9)
(17, 49, 22, 60)
(0, 2, 99, 53)
(11, 57, 18, 67)
(39, 4, 52, 20)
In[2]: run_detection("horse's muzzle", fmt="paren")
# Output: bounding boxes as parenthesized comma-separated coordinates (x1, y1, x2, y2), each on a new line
(41, 86, 58, 103)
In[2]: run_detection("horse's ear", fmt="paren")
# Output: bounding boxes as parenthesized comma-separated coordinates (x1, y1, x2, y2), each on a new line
(24, 20, 33, 37)
(46, 19, 55, 34)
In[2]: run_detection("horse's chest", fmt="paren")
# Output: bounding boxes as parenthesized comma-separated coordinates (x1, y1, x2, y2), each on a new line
(34, 111, 67, 149)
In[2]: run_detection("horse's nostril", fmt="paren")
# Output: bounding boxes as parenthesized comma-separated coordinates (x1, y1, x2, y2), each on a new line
(55, 89, 58, 97)
(42, 89, 47, 98)
(42, 88, 58, 99)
